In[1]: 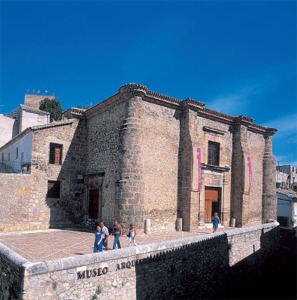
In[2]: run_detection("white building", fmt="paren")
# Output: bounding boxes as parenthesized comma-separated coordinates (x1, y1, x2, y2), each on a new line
(276, 164, 297, 190)
(0, 94, 54, 172)
(277, 189, 297, 230)
(0, 114, 15, 148)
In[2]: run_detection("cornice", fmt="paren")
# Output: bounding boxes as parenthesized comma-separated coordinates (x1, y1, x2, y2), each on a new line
(83, 83, 278, 136)
(202, 163, 230, 173)
(63, 108, 86, 119)
(0, 120, 75, 152)
(20, 104, 50, 116)
(85, 93, 123, 119)
(119, 83, 148, 97)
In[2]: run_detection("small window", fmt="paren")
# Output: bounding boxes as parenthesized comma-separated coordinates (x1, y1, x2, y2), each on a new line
(8, 152, 10, 161)
(49, 143, 63, 165)
(47, 180, 61, 198)
(208, 141, 220, 166)
(16, 147, 18, 159)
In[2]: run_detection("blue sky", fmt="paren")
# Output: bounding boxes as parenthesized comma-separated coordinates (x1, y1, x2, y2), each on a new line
(1, 0, 296, 166)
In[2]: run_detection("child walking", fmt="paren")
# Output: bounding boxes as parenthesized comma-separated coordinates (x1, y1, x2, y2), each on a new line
(127, 223, 137, 247)
(93, 224, 104, 253)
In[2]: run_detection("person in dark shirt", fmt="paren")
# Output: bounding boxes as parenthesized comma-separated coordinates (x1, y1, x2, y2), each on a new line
(112, 219, 123, 249)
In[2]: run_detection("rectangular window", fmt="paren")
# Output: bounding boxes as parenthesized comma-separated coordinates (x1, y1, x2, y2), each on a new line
(8, 152, 10, 161)
(49, 143, 63, 165)
(208, 141, 220, 166)
(16, 147, 18, 159)
(47, 180, 61, 198)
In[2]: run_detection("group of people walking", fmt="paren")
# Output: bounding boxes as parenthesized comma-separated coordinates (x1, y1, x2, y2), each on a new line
(94, 212, 220, 252)
(93, 219, 137, 253)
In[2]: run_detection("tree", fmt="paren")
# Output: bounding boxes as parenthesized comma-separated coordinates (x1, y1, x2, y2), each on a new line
(39, 98, 63, 122)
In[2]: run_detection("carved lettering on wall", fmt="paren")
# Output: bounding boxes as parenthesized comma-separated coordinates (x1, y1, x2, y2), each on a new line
(77, 267, 108, 280)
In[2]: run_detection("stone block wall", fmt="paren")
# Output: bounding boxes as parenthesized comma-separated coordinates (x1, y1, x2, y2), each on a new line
(0, 173, 49, 232)
(246, 131, 265, 225)
(31, 119, 87, 226)
(0, 119, 88, 231)
(0, 222, 279, 300)
(24, 95, 55, 110)
(86, 96, 126, 225)
(141, 101, 181, 232)
(231, 125, 266, 227)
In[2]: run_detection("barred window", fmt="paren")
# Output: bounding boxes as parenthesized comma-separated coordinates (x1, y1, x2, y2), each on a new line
(47, 180, 61, 198)
(208, 141, 220, 166)
(49, 143, 63, 165)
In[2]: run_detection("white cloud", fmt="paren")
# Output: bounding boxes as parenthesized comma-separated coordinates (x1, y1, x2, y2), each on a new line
(264, 113, 297, 140)
(207, 86, 259, 116)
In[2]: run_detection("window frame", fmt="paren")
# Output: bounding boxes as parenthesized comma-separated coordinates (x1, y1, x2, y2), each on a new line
(208, 141, 220, 166)
(47, 180, 61, 198)
(49, 143, 63, 165)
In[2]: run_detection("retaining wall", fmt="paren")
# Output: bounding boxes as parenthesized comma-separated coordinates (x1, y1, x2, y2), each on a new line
(0, 221, 280, 300)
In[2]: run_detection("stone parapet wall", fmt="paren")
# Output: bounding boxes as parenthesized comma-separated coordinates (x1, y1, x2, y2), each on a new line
(0, 221, 279, 299)
(0, 243, 27, 299)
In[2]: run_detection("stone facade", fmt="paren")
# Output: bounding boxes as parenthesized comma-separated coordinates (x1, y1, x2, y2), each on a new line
(0, 117, 87, 231)
(0, 84, 277, 233)
(24, 94, 55, 110)
(0, 221, 280, 300)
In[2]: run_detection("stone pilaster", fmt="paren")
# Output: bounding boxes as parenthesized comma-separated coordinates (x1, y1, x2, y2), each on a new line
(231, 116, 253, 227)
(180, 104, 201, 231)
(262, 130, 277, 223)
(116, 84, 147, 230)
(198, 187, 205, 226)
(222, 173, 230, 226)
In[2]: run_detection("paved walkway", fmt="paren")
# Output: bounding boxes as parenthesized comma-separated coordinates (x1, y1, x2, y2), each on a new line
(0, 227, 232, 263)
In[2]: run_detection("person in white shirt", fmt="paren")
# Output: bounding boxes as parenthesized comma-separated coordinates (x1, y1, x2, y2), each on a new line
(99, 220, 110, 250)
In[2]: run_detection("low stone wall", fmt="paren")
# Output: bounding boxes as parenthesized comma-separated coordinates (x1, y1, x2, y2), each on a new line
(0, 221, 280, 300)
(0, 243, 27, 299)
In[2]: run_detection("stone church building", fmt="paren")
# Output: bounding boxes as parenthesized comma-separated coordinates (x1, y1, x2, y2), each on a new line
(0, 83, 277, 232)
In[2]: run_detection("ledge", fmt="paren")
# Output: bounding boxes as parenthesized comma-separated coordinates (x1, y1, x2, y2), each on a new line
(203, 126, 226, 135)
(202, 163, 230, 172)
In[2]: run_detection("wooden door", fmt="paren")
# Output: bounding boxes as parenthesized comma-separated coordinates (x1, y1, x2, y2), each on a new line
(89, 189, 99, 219)
(205, 188, 220, 222)
(205, 200, 212, 222)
